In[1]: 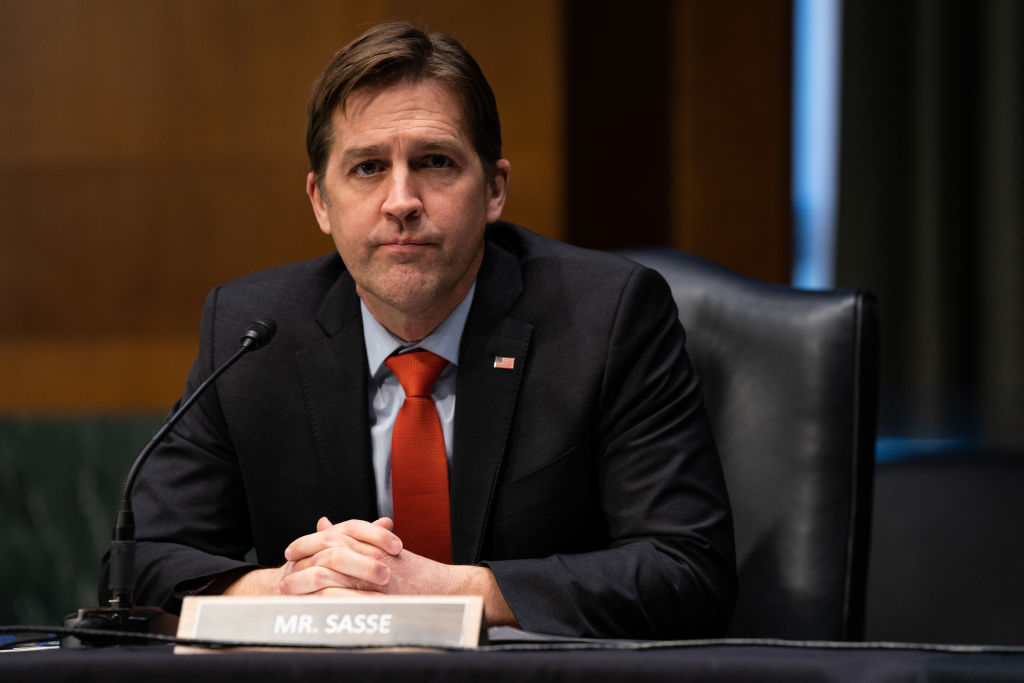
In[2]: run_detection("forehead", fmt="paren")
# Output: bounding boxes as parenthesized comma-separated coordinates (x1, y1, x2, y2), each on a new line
(332, 80, 470, 148)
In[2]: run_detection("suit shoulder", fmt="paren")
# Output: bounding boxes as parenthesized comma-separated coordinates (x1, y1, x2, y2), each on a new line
(217, 252, 344, 293)
(203, 252, 350, 334)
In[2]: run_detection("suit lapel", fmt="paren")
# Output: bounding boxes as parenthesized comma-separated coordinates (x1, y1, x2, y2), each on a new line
(295, 271, 378, 523)
(450, 240, 532, 564)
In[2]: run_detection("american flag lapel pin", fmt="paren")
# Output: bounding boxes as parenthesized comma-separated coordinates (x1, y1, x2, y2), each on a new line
(493, 356, 516, 370)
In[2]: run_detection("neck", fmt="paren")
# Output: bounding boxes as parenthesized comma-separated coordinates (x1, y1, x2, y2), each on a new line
(358, 284, 470, 343)
(371, 309, 447, 343)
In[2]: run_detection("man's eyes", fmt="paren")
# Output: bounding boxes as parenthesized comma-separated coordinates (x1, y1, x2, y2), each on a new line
(355, 161, 381, 176)
(424, 154, 452, 169)
(350, 155, 453, 177)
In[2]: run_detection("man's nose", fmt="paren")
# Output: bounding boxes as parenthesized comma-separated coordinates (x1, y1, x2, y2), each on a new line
(381, 168, 422, 220)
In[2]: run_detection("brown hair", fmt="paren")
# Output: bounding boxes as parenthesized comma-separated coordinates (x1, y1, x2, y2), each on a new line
(306, 21, 502, 182)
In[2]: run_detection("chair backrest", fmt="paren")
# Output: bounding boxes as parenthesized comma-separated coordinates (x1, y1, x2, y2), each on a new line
(620, 247, 879, 641)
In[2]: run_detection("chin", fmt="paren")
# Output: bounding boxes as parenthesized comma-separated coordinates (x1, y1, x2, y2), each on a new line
(372, 276, 449, 310)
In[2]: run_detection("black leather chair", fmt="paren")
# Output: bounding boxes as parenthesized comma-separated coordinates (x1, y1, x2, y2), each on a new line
(620, 248, 879, 641)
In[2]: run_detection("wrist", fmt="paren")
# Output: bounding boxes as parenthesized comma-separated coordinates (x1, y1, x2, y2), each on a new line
(220, 567, 283, 596)
(452, 565, 517, 628)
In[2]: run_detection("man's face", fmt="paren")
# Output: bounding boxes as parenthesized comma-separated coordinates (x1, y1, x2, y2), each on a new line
(307, 79, 509, 339)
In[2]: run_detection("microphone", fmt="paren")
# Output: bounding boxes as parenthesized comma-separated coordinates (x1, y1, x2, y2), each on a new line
(239, 318, 277, 351)
(63, 319, 277, 646)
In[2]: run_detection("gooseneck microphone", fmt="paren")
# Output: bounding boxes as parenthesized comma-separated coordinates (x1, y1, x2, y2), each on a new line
(108, 318, 277, 610)
(64, 319, 276, 646)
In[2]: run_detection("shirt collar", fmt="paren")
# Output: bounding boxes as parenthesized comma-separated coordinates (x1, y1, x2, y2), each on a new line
(361, 282, 476, 378)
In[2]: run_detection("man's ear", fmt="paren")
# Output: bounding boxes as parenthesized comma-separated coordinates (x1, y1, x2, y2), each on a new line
(486, 159, 511, 224)
(306, 172, 332, 236)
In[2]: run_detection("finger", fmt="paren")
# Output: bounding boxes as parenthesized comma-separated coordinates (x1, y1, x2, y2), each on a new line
(312, 586, 382, 598)
(285, 519, 401, 562)
(353, 518, 401, 553)
(281, 551, 389, 594)
(279, 563, 347, 595)
(294, 544, 391, 585)
(316, 516, 333, 532)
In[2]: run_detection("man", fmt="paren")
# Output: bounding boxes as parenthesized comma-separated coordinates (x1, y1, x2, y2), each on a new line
(120, 21, 736, 639)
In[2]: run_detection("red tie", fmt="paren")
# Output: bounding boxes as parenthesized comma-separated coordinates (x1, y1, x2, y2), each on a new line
(385, 350, 452, 564)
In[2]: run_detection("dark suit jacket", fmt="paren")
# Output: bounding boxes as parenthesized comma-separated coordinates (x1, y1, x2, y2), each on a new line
(125, 222, 736, 639)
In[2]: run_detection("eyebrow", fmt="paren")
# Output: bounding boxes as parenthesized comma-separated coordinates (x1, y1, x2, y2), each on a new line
(339, 139, 462, 164)
(340, 145, 388, 164)
(416, 140, 461, 154)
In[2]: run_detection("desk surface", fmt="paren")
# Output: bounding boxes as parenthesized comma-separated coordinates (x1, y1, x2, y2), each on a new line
(3, 641, 1024, 682)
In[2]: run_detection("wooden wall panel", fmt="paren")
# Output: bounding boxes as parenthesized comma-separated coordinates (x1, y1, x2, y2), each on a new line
(0, 0, 790, 414)
(0, 0, 563, 412)
(671, 0, 792, 283)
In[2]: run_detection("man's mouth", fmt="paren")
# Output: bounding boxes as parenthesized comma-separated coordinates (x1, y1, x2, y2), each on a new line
(377, 240, 435, 258)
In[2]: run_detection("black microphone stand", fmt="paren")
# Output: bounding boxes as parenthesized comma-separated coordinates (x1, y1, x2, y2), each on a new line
(62, 320, 276, 647)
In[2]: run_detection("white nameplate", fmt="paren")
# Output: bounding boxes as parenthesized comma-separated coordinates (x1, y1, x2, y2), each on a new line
(174, 595, 484, 653)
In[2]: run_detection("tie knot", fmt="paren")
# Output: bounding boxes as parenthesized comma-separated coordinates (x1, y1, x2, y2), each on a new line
(386, 350, 448, 398)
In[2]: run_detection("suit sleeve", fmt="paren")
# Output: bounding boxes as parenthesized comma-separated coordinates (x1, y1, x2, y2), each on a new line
(484, 266, 737, 638)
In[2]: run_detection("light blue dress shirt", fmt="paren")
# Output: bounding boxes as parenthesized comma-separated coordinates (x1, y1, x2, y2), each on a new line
(360, 283, 476, 519)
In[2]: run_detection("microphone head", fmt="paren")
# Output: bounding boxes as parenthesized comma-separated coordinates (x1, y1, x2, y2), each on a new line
(240, 319, 277, 350)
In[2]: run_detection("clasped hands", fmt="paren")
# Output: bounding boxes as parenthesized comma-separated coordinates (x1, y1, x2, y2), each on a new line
(221, 516, 516, 625)
(278, 516, 446, 597)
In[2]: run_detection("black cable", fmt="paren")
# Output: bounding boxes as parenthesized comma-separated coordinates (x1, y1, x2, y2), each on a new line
(5, 624, 1024, 655)
(1, 624, 471, 652)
